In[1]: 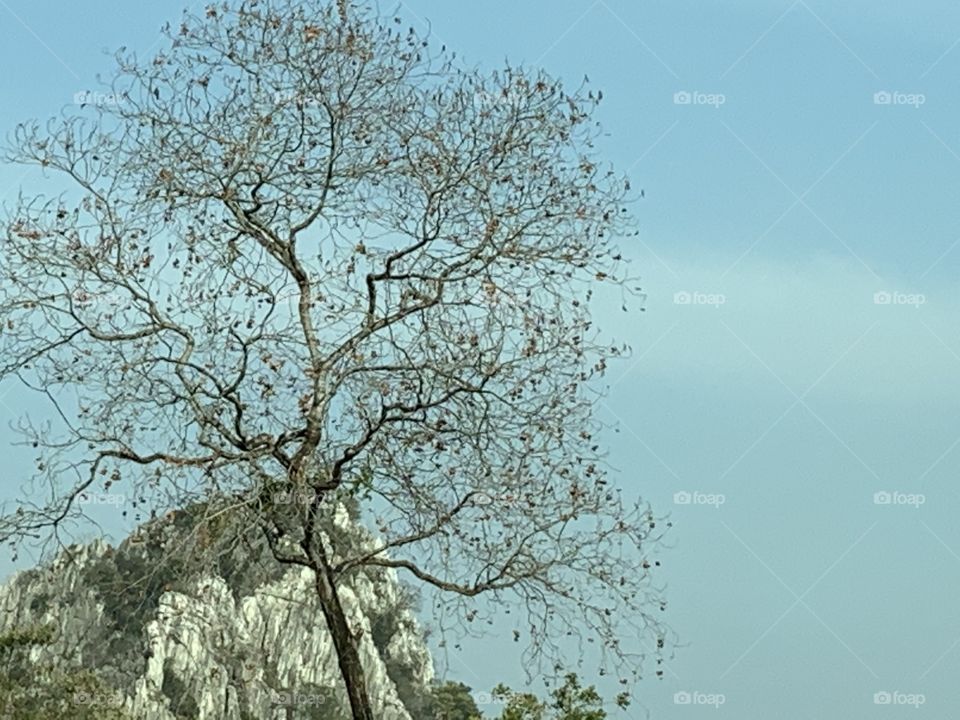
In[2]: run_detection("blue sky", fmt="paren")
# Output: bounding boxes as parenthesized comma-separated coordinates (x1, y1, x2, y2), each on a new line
(3, 1, 960, 718)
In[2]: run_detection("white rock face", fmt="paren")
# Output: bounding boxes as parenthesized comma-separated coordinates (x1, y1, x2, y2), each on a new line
(0, 507, 435, 720)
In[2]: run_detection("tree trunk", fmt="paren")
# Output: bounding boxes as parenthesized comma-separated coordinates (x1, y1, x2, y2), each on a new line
(309, 543, 376, 720)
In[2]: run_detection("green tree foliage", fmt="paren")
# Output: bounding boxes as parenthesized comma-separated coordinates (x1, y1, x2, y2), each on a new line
(492, 673, 627, 720)
(427, 680, 482, 719)
(0, 623, 131, 720)
(424, 673, 625, 720)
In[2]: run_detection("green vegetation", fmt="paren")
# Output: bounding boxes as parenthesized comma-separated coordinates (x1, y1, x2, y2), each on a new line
(426, 674, 627, 720)
(493, 673, 627, 720)
(0, 623, 132, 720)
(0, 614, 622, 720)
(0, 504, 628, 719)
(427, 680, 483, 719)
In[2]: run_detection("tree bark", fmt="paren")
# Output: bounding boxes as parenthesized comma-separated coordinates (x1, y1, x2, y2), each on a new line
(309, 543, 376, 720)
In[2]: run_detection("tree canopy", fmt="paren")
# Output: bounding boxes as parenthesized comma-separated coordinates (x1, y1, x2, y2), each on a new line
(0, 1, 668, 717)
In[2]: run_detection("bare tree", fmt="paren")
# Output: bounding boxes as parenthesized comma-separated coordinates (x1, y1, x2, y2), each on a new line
(0, 1, 668, 718)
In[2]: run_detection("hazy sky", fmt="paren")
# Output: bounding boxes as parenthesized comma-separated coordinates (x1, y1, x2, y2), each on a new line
(2, 1, 960, 718)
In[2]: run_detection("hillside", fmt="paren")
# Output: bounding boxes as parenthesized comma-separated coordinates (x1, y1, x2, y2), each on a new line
(0, 500, 434, 719)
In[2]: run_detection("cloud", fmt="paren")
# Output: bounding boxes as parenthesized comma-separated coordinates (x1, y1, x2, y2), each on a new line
(605, 250, 960, 404)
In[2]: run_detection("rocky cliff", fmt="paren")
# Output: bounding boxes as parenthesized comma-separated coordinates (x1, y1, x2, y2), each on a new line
(0, 500, 435, 719)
